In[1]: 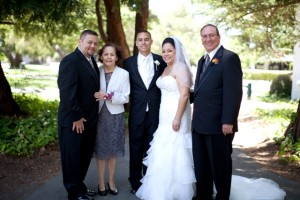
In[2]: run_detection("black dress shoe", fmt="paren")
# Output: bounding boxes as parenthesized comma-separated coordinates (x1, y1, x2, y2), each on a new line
(86, 189, 96, 197)
(76, 194, 94, 200)
(97, 184, 107, 196)
(130, 188, 137, 194)
(107, 182, 118, 195)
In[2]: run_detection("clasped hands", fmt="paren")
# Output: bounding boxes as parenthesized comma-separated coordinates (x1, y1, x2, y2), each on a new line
(94, 91, 106, 101)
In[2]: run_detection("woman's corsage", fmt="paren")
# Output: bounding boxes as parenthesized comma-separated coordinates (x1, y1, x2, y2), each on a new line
(154, 60, 160, 71)
(212, 58, 219, 64)
(104, 92, 114, 101)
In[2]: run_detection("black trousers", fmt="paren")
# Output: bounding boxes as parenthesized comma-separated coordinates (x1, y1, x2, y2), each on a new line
(192, 132, 234, 200)
(58, 125, 96, 199)
(128, 112, 158, 189)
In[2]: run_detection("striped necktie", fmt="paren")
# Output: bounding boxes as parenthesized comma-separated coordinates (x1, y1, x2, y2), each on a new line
(202, 55, 210, 74)
(88, 58, 96, 72)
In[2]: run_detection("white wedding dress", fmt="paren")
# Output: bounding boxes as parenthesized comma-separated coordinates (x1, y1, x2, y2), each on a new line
(136, 76, 196, 200)
(136, 76, 286, 200)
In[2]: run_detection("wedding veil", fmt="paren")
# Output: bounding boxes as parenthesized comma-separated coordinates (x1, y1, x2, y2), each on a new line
(164, 36, 193, 88)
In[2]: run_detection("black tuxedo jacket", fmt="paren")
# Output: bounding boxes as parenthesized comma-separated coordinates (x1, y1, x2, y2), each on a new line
(123, 53, 166, 125)
(192, 46, 243, 134)
(57, 48, 100, 129)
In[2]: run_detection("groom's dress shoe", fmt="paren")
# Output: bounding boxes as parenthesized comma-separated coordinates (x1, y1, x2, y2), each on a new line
(76, 194, 94, 200)
(86, 189, 96, 197)
(130, 188, 137, 194)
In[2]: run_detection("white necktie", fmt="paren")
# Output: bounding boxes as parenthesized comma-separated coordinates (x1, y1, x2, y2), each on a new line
(142, 57, 152, 111)
(141, 57, 150, 88)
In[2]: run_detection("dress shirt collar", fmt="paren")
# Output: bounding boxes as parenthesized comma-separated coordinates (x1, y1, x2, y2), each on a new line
(205, 44, 221, 61)
(78, 48, 92, 61)
(138, 53, 153, 66)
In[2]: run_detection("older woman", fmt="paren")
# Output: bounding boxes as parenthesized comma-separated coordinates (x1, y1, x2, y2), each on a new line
(94, 43, 130, 196)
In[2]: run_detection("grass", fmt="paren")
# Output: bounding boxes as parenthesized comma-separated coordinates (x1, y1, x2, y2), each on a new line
(3, 62, 59, 100)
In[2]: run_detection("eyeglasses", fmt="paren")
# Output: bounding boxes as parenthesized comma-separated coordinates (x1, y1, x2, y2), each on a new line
(201, 34, 217, 40)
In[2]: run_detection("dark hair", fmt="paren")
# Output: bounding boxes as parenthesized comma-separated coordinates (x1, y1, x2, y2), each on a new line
(200, 24, 220, 36)
(98, 43, 122, 63)
(135, 30, 152, 40)
(162, 37, 175, 48)
(80, 29, 98, 39)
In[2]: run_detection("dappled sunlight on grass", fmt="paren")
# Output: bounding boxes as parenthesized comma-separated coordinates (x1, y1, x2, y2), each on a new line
(4, 63, 59, 100)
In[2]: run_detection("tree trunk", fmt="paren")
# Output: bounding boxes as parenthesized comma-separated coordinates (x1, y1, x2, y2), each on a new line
(133, 0, 149, 55)
(104, 0, 130, 65)
(96, 0, 108, 44)
(0, 61, 23, 116)
(292, 99, 300, 141)
(6, 52, 23, 69)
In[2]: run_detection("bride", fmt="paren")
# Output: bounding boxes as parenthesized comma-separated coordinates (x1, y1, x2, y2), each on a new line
(135, 36, 286, 200)
(136, 36, 195, 200)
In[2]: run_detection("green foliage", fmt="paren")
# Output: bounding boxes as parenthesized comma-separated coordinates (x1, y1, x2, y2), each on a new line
(243, 69, 292, 81)
(0, 94, 58, 156)
(193, 0, 299, 63)
(0, 0, 87, 34)
(0, 0, 97, 63)
(255, 99, 300, 164)
(275, 133, 300, 164)
(269, 74, 292, 98)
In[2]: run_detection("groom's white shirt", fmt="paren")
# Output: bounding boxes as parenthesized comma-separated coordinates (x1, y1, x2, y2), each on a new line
(138, 53, 154, 89)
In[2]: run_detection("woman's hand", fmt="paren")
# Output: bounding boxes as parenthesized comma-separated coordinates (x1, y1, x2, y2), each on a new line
(172, 117, 181, 132)
(94, 91, 106, 101)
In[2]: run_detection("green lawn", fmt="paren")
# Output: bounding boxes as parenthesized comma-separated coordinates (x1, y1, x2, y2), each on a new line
(3, 63, 59, 100)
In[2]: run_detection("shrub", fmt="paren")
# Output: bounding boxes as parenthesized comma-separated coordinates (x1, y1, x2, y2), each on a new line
(243, 69, 291, 81)
(269, 74, 292, 98)
(0, 94, 59, 156)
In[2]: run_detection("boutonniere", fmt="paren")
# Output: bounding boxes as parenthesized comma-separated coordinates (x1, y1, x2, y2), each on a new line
(104, 92, 114, 101)
(154, 60, 160, 71)
(212, 58, 219, 64)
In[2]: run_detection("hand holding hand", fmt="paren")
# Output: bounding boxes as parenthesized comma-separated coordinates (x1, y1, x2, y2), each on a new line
(94, 91, 106, 101)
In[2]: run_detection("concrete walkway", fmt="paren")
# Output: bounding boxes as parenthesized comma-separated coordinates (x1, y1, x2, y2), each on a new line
(22, 143, 300, 200)
(23, 89, 300, 200)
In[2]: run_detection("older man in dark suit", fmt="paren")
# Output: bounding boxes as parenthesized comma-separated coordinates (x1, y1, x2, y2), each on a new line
(192, 24, 243, 200)
(123, 30, 166, 194)
(57, 30, 99, 200)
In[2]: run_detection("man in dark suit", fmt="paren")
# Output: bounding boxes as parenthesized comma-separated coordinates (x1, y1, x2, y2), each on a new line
(123, 30, 166, 194)
(57, 30, 99, 200)
(192, 24, 243, 200)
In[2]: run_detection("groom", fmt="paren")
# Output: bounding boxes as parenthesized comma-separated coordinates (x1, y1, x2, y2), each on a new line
(192, 24, 243, 200)
(123, 30, 166, 194)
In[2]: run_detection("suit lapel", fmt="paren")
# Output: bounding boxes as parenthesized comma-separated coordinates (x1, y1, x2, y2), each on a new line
(195, 46, 224, 94)
(148, 54, 160, 89)
(194, 57, 205, 90)
(75, 48, 99, 86)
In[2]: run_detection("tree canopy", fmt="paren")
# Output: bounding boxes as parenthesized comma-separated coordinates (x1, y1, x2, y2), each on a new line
(0, 0, 86, 33)
(193, 0, 300, 61)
